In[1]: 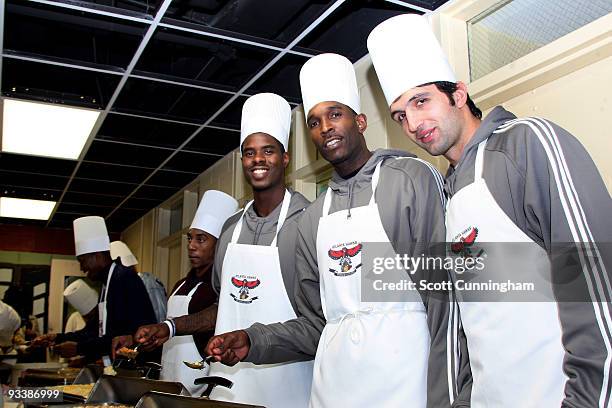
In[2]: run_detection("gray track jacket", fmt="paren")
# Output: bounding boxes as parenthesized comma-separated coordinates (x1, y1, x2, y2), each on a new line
(447, 106, 612, 407)
(244, 149, 465, 407)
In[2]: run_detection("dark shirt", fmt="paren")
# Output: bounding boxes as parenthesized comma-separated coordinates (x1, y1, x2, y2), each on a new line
(170, 267, 217, 357)
(56, 260, 157, 360)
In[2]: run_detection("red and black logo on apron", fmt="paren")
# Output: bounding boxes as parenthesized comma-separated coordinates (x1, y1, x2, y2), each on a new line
(230, 275, 261, 303)
(328, 241, 362, 277)
(450, 226, 482, 257)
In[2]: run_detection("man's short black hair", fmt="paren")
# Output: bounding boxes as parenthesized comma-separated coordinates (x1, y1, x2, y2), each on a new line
(240, 135, 286, 155)
(420, 81, 482, 119)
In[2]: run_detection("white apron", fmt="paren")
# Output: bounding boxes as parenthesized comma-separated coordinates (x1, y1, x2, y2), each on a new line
(160, 281, 207, 396)
(446, 138, 567, 407)
(311, 161, 430, 407)
(212, 190, 313, 408)
(98, 263, 117, 337)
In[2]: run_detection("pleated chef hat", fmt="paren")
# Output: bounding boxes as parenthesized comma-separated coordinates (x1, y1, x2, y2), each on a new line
(190, 190, 238, 239)
(299, 53, 360, 120)
(63, 279, 98, 315)
(240, 93, 291, 151)
(0, 301, 20, 346)
(73, 216, 110, 256)
(367, 14, 456, 107)
(110, 241, 138, 267)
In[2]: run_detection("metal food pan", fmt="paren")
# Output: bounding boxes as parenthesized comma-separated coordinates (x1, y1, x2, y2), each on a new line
(135, 391, 265, 408)
(86, 375, 185, 405)
(73, 365, 103, 385)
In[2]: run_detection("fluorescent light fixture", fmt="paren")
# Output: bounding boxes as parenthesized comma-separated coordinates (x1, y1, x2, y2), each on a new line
(0, 197, 56, 220)
(2, 99, 100, 160)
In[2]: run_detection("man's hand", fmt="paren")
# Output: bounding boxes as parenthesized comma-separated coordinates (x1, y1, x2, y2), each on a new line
(111, 335, 134, 359)
(30, 333, 57, 348)
(134, 323, 169, 351)
(205, 330, 250, 366)
(52, 341, 78, 358)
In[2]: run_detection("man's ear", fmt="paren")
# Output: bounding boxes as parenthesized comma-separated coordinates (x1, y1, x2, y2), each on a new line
(282, 151, 290, 168)
(356, 113, 368, 134)
(453, 81, 469, 108)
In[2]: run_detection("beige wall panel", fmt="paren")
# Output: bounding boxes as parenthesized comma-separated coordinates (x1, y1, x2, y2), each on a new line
(167, 241, 183, 292)
(487, 55, 612, 192)
(140, 210, 155, 273)
(121, 220, 142, 265)
(48, 259, 84, 334)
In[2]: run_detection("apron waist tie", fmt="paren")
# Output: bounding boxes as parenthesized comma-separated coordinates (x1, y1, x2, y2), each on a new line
(325, 307, 414, 346)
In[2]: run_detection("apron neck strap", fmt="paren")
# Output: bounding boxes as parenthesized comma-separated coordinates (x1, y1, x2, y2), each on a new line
(230, 190, 291, 247)
(368, 160, 383, 206)
(186, 281, 202, 297)
(474, 139, 488, 182)
(100, 263, 116, 302)
(170, 280, 187, 297)
(322, 160, 384, 216)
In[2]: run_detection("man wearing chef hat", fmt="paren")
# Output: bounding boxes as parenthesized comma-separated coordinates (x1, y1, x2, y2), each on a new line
(368, 13, 612, 408)
(32, 216, 157, 361)
(207, 55, 457, 407)
(63, 279, 98, 333)
(0, 300, 21, 383)
(114, 190, 238, 395)
(111, 241, 167, 323)
(40, 279, 99, 362)
(0, 300, 21, 352)
(134, 93, 313, 407)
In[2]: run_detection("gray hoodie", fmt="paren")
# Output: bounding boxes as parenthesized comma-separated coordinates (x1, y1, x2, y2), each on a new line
(447, 106, 612, 407)
(212, 189, 310, 313)
(244, 149, 463, 407)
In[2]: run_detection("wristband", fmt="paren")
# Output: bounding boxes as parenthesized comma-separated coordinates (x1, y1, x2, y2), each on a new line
(163, 319, 175, 338)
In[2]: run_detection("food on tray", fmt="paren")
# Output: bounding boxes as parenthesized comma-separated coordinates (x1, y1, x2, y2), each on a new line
(103, 365, 117, 376)
(79, 405, 132, 408)
(117, 346, 139, 359)
(47, 383, 95, 398)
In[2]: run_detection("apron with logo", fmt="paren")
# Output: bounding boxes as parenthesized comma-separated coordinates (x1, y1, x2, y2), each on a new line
(311, 161, 430, 407)
(98, 263, 117, 337)
(446, 138, 566, 406)
(161, 281, 207, 396)
(212, 190, 313, 408)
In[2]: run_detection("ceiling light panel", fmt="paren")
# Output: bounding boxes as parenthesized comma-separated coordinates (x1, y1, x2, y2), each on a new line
(2, 99, 100, 160)
(0, 197, 56, 220)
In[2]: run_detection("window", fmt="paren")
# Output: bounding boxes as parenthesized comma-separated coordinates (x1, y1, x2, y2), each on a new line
(467, 0, 612, 81)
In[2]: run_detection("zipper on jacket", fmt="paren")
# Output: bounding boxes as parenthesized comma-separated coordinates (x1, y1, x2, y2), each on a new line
(253, 221, 264, 245)
(347, 181, 354, 219)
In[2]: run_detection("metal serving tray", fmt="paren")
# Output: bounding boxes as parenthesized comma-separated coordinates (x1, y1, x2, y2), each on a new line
(86, 375, 185, 405)
(135, 391, 265, 408)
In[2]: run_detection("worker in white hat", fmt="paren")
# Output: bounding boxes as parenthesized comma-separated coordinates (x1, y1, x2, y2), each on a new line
(134, 93, 313, 406)
(33, 216, 158, 362)
(368, 13, 612, 408)
(0, 300, 21, 380)
(38, 280, 99, 363)
(0, 300, 21, 350)
(64, 279, 98, 333)
(206, 54, 454, 407)
(111, 241, 167, 323)
(113, 190, 238, 395)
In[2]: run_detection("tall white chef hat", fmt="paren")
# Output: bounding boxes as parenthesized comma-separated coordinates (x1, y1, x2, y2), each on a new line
(240, 93, 291, 152)
(299, 53, 360, 120)
(63, 279, 98, 316)
(0, 301, 20, 346)
(73, 216, 110, 256)
(190, 190, 238, 239)
(367, 14, 456, 107)
(110, 241, 138, 267)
